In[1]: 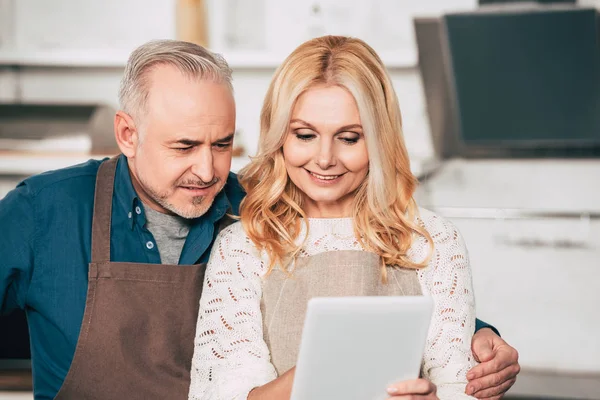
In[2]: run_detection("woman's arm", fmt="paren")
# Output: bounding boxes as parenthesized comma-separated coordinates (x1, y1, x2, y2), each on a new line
(189, 223, 277, 400)
(417, 214, 477, 400)
(247, 367, 295, 400)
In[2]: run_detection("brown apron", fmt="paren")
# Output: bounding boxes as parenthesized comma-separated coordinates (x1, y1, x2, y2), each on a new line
(260, 250, 423, 375)
(55, 156, 226, 399)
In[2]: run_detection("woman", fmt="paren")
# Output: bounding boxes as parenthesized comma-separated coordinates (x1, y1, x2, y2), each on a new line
(189, 35, 476, 399)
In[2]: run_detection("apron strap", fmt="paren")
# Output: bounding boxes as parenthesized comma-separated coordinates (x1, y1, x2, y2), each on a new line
(91, 156, 120, 263)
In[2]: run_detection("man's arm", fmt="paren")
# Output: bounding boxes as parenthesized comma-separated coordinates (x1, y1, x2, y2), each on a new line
(475, 318, 500, 336)
(0, 183, 35, 315)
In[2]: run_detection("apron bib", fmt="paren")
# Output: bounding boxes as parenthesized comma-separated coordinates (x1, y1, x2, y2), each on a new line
(55, 156, 230, 399)
(260, 250, 422, 375)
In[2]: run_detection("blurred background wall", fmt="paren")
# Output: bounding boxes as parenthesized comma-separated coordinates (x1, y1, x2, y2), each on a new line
(1, 1, 600, 399)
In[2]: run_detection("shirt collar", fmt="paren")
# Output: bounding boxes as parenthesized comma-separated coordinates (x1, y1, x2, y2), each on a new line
(111, 155, 137, 230)
(112, 154, 232, 230)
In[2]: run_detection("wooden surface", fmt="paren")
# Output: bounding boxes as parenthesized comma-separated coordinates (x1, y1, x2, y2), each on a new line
(176, 0, 208, 46)
(0, 370, 32, 391)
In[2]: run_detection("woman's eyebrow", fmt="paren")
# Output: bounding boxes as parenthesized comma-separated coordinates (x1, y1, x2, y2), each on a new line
(289, 119, 317, 130)
(336, 124, 363, 132)
(290, 119, 363, 133)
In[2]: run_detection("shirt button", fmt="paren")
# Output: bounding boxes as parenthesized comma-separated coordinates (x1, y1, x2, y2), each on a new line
(146, 241, 154, 250)
(128, 211, 132, 219)
(135, 206, 142, 215)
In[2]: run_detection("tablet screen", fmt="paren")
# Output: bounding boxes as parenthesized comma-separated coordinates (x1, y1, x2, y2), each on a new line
(290, 296, 433, 400)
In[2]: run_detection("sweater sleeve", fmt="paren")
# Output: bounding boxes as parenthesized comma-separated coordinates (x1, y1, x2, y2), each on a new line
(415, 211, 477, 400)
(189, 222, 277, 400)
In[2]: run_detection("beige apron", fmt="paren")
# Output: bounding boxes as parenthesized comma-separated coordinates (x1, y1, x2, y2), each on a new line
(55, 156, 230, 399)
(261, 250, 423, 375)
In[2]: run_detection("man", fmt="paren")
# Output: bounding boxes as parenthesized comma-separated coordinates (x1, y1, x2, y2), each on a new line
(0, 40, 518, 399)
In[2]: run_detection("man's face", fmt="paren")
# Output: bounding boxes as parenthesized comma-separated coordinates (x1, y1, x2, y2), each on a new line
(127, 65, 236, 218)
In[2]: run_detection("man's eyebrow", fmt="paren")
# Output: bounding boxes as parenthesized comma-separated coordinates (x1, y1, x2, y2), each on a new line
(168, 133, 235, 146)
(212, 133, 235, 144)
(171, 138, 201, 146)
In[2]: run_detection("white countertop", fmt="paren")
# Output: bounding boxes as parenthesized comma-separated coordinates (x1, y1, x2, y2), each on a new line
(416, 158, 600, 213)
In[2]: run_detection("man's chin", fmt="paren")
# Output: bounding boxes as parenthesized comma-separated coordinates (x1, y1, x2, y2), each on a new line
(168, 199, 214, 219)
(167, 182, 224, 218)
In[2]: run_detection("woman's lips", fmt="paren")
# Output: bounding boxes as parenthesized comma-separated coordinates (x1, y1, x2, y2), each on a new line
(305, 169, 345, 184)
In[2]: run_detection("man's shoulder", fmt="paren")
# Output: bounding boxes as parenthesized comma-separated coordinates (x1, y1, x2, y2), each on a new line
(19, 158, 105, 199)
(224, 171, 246, 216)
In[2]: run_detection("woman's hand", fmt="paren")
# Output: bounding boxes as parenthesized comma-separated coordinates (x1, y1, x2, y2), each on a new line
(247, 367, 295, 400)
(386, 378, 439, 399)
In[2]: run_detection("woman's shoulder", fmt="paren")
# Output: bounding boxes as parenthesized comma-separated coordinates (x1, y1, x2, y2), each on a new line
(211, 220, 268, 275)
(409, 207, 467, 264)
(214, 220, 261, 255)
(414, 207, 463, 244)
(217, 219, 245, 238)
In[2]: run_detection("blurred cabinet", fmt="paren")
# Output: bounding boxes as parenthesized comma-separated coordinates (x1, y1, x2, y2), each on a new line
(451, 215, 600, 370)
(416, 158, 600, 398)
(0, 68, 18, 102)
(13, 0, 175, 51)
(0, 0, 13, 50)
(449, 214, 600, 399)
(206, 0, 478, 68)
(0, 0, 176, 67)
(17, 68, 121, 106)
(0, 0, 178, 104)
(16, 0, 174, 51)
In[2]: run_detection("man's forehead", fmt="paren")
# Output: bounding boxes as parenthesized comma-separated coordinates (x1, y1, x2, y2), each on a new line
(145, 65, 233, 107)
(145, 87, 235, 123)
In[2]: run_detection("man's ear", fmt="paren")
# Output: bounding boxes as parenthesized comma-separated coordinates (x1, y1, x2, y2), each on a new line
(114, 111, 140, 158)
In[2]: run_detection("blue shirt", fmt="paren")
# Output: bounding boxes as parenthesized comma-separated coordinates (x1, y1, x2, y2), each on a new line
(0, 155, 245, 399)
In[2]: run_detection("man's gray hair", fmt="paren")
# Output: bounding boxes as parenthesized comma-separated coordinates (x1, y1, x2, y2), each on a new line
(118, 39, 233, 117)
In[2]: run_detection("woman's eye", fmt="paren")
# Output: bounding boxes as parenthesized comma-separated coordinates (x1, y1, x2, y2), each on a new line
(295, 132, 316, 141)
(339, 136, 359, 144)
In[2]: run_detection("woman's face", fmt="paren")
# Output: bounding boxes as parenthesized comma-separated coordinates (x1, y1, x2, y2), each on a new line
(283, 85, 369, 218)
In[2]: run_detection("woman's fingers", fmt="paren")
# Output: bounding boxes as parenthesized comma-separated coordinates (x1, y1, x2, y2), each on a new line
(387, 378, 437, 396)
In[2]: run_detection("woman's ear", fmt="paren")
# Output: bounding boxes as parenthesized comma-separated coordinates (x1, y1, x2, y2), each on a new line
(114, 111, 140, 158)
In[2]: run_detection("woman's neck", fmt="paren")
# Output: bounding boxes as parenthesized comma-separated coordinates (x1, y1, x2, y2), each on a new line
(303, 198, 353, 218)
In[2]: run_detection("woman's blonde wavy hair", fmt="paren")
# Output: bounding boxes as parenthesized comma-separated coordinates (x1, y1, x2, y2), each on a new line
(238, 35, 432, 279)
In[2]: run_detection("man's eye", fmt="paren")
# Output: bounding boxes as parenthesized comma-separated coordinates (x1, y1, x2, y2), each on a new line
(174, 146, 193, 152)
(214, 142, 232, 149)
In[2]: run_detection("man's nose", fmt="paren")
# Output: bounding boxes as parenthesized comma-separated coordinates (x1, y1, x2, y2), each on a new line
(191, 147, 215, 184)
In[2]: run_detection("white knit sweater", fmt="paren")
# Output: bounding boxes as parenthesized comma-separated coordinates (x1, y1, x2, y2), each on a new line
(189, 208, 477, 400)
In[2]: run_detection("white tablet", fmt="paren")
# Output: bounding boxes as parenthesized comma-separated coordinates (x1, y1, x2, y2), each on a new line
(290, 296, 434, 400)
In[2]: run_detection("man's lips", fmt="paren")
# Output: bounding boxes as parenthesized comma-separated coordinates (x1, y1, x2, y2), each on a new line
(179, 184, 214, 194)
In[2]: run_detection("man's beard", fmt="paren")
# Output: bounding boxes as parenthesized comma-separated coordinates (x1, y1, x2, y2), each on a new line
(139, 174, 223, 219)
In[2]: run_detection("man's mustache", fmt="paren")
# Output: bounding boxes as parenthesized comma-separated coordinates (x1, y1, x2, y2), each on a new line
(177, 177, 219, 188)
